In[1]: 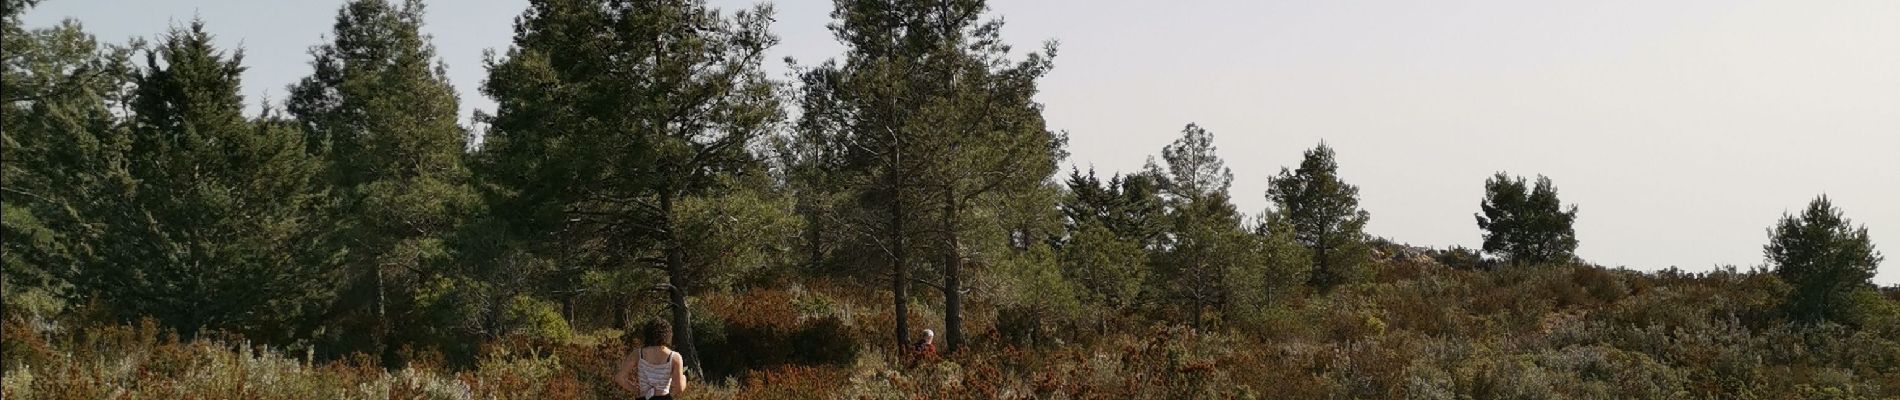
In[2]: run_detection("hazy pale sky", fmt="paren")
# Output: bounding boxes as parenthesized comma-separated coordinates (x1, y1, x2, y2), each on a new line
(24, 0, 1898, 283)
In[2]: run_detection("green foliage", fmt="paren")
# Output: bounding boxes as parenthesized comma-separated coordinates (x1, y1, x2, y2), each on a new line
(1144, 125, 1249, 328)
(1766, 196, 1883, 324)
(989, 243, 1084, 347)
(1431, 245, 1494, 271)
(1057, 169, 1163, 327)
(1061, 169, 1166, 246)
(478, 0, 780, 242)
(674, 174, 805, 290)
(1058, 221, 1145, 319)
(1126, 125, 1310, 331)
(501, 294, 574, 342)
(11, 256, 1900, 399)
(1267, 143, 1371, 292)
(1476, 172, 1581, 266)
(0, 19, 133, 322)
(1154, 124, 1231, 201)
(695, 289, 865, 380)
(1158, 193, 1257, 327)
(1847, 288, 1900, 337)
(1229, 211, 1313, 329)
(1, 0, 39, 20)
(85, 22, 330, 341)
(284, 0, 481, 364)
(795, 0, 1064, 352)
(480, 0, 782, 370)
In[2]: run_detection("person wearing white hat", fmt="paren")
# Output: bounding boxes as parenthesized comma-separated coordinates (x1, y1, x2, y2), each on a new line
(912, 329, 938, 355)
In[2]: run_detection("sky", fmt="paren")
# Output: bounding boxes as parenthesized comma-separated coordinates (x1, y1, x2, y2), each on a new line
(23, 0, 1899, 284)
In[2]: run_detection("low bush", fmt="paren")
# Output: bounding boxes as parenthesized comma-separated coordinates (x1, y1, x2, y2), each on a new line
(696, 289, 864, 381)
(9, 257, 1900, 399)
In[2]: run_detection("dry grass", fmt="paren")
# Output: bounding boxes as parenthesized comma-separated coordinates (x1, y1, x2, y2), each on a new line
(7, 262, 1899, 399)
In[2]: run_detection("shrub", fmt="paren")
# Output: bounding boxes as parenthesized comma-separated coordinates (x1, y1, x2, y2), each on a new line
(1765, 196, 1883, 324)
(1368, 276, 1468, 336)
(1531, 345, 1687, 398)
(1311, 300, 1387, 342)
(9, 257, 1900, 399)
(1847, 288, 1900, 334)
(697, 289, 864, 381)
(730, 365, 849, 399)
(1456, 356, 1561, 400)
(789, 316, 858, 365)
(1571, 266, 1628, 305)
(501, 294, 574, 343)
(993, 304, 1043, 347)
(1433, 245, 1494, 271)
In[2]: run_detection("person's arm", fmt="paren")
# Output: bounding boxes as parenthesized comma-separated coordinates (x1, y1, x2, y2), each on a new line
(671, 351, 688, 393)
(614, 353, 637, 393)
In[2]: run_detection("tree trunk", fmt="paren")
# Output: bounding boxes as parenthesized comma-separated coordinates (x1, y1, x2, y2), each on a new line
(1191, 300, 1203, 331)
(891, 193, 911, 351)
(376, 267, 398, 368)
(805, 207, 824, 273)
(613, 297, 628, 333)
(661, 193, 701, 376)
(942, 190, 963, 353)
(482, 289, 503, 339)
(1313, 234, 1330, 291)
(943, 249, 962, 352)
(561, 294, 575, 328)
(666, 247, 699, 374)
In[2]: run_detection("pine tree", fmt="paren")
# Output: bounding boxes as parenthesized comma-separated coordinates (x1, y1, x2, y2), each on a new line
(1, 1, 136, 320)
(1475, 172, 1580, 266)
(1267, 143, 1370, 292)
(1145, 124, 1262, 329)
(286, 0, 479, 365)
(1060, 169, 1165, 249)
(481, 0, 779, 372)
(1766, 195, 1883, 324)
(1058, 168, 1163, 330)
(798, 0, 1062, 353)
(791, 52, 928, 353)
(1156, 124, 1231, 201)
(914, 24, 1062, 354)
(96, 22, 328, 340)
(1236, 210, 1310, 322)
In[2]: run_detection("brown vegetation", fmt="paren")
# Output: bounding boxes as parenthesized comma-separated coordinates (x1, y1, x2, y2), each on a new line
(9, 251, 1898, 399)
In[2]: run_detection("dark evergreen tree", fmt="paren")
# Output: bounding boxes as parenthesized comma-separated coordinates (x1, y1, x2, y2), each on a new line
(1238, 209, 1310, 323)
(1060, 168, 1165, 248)
(1144, 124, 1274, 329)
(286, 0, 479, 365)
(97, 22, 329, 340)
(1, 0, 136, 320)
(797, 0, 1062, 352)
(1267, 143, 1370, 292)
(1057, 168, 1164, 330)
(1766, 196, 1883, 324)
(1155, 124, 1231, 202)
(1475, 172, 1580, 266)
(481, 0, 779, 372)
(911, 27, 1063, 354)
(790, 56, 927, 352)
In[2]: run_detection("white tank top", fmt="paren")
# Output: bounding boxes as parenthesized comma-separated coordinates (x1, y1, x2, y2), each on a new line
(636, 348, 677, 397)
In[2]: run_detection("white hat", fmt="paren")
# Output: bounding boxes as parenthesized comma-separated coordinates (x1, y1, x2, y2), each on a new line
(923, 329, 935, 337)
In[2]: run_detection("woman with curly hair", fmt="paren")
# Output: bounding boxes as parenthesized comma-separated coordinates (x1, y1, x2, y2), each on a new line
(616, 318, 686, 399)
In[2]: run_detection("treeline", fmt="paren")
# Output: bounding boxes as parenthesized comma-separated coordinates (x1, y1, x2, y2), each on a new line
(1, 0, 1885, 380)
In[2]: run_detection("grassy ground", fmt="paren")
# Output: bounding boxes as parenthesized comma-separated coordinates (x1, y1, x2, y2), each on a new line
(6, 257, 1899, 399)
